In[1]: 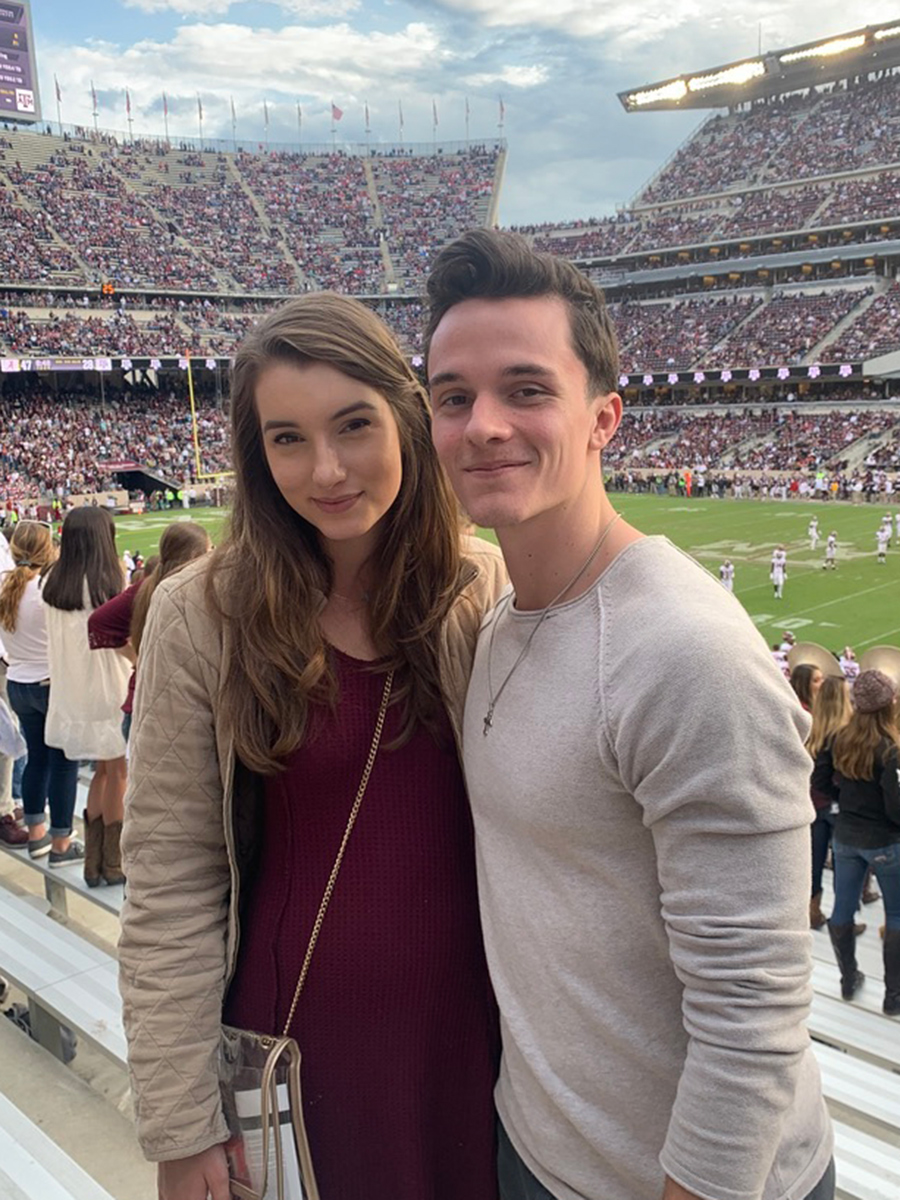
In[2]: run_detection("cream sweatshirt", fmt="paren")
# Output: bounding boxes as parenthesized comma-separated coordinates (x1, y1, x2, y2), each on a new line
(463, 536, 832, 1200)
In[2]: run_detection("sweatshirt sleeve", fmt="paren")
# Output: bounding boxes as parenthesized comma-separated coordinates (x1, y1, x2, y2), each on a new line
(88, 582, 140, 649)
(118, 578, 231, 1162)
(605, 603, 816, 1200)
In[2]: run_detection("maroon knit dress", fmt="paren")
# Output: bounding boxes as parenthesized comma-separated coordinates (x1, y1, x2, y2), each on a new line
(224, 649, 500, 1200)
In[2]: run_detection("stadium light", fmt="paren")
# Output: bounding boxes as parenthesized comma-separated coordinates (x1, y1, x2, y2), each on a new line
(780, 34, 865, 64)
(687, 61, 765, 92)
(874, 26, 900, 40)
(626, 79, 689, 107)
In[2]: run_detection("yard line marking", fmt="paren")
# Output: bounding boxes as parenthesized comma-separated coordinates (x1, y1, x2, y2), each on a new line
(773, 579, 897, 618)
(853, 626, 900, 649)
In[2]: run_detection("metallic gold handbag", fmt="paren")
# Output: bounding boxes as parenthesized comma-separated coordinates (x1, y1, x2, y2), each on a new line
(219, 670, 394, 1200)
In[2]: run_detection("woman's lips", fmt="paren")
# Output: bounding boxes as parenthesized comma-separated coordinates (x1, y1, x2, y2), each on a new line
(312, 493, 362, 513)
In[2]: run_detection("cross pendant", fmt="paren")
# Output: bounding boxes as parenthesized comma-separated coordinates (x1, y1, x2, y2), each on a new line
(483, 708, 494, 737)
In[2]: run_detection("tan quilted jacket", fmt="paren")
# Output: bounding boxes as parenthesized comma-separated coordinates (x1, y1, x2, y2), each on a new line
(118, 537, 507, 1162)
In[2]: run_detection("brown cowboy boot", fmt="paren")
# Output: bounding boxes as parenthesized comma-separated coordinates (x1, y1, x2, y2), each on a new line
(83, 809, 104, 888)
(101, 821, 125, 887)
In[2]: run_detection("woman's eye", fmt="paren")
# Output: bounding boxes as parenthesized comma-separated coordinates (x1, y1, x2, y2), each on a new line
(342, 419, 371, 433)
(273, 432, 301, 444)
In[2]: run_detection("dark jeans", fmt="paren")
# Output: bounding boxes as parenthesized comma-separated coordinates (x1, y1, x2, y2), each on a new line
(7, 680, 79, 839)
(497, 1120, 835, 1200)
(811, 810, 835, 898)
(831, 837, 900, 931)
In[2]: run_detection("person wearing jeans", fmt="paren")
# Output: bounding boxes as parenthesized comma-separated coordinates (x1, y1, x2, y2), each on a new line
(7, 679, 79, 858)
(0, 521, 82, 865)
(813, 668, 900, 1016)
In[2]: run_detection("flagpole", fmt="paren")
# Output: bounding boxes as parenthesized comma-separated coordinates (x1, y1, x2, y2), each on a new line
(232, 98, 237, 152)
(163, 92, 169, 145)
(126, 90, 133, 142)
(264, 101, 269, 151)
(498, 93, 505, 137)
(432, 99, 437, 151)
(91, 82, 98, 135)
(465, 97, 470, 145)
(364, 102, 370, 155)
(54, 75, 62, 137)
(197, 94, 204, 149)
(330, 100, 336, 151)
(297, 101, 302, 151)
(398, 100, 404, 147)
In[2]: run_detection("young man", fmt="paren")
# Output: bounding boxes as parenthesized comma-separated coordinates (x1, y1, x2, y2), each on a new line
(718, 558, 734, 591)
(426, 231, 833, 1200)
(824, 531, 837, 569)
(808, 515, 819, 551)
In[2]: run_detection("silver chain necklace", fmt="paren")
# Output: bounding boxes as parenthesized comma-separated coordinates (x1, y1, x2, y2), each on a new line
(483, 512, 622, 737)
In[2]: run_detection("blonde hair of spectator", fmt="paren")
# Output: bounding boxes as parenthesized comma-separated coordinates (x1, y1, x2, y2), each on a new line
(0, 522, 55, 634)
(806, 675, 852, 759)
(207, 291, 463, 774)
(832, 693, 900, 781)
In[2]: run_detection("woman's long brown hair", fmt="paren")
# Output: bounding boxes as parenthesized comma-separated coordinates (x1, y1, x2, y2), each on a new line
(0, 522, 55, 633)
(131, 521, 211, 655)
(208, 293, 463, 774)
(832, 703, 900, 779)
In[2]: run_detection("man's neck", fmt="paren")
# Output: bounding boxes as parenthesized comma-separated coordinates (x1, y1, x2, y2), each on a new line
(496, 496, 641, 611)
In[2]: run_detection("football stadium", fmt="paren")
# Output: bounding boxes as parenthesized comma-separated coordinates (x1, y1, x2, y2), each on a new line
(1, 5, 900, 1199)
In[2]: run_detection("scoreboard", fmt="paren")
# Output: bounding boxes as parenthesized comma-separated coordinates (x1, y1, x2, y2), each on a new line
(0, 1, 40, 124)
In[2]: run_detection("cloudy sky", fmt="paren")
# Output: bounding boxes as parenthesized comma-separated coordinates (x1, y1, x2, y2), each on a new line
(25, 1, 900, 224)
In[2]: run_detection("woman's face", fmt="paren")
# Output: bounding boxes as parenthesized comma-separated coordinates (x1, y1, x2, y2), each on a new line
(255, 359, 404, 556)
(811, 668, 824, 698)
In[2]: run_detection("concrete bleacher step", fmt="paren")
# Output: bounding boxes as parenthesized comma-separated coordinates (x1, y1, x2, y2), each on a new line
(833, 1119, 900, 1200)
(0, 1093, 116, 1200)
(808, 988, 900, 1074)
(0, 890, 125, 1067)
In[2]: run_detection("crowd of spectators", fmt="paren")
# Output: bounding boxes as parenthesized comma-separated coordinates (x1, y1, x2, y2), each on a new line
(827, 284, 900, 362)
(704, 289, 870, 367)
(641, 74, 900, 204)
(0, 390, 229, 498)
(612, 295, 761, 372)
(603, 407, 899, 474)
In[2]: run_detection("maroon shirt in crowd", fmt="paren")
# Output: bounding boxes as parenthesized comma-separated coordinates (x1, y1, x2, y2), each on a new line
(87, 580, 140, 713)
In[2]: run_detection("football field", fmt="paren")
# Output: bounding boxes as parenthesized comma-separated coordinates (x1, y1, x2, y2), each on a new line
(113, 496, 900, 653)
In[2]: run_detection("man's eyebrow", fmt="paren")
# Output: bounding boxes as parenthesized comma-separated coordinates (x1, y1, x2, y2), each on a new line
(428, 364, 556, 388)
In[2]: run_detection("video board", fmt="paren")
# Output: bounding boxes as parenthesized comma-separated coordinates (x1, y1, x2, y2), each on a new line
(0, 2, 41, 124)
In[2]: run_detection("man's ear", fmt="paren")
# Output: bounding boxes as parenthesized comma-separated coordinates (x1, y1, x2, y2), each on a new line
(589, 392, 623, 452)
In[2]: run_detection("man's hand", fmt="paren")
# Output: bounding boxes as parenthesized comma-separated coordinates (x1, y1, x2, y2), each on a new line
(158, 1143, 231, 1200)
(662, 1176, 705, 1200)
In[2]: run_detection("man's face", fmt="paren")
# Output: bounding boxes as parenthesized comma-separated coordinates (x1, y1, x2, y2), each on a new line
(428, 295, 620, 531)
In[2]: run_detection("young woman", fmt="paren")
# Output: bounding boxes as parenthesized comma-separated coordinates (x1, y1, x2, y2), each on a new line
(0, 521, 81, 862)
(41, 507, 130, 882)
(790, 662, 823, 712)
(86, 522, 211, 885)
(806, 675, 852, 930)
(812, 668, 900, 1014)
(119, 294, 507, 1200)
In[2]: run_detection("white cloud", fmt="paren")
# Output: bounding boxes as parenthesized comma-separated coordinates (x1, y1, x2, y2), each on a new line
(433, 0, 900, 55)
(122, 0, 234, 13)
(464, 64, 548, 88)
(123, 0, 360, 13)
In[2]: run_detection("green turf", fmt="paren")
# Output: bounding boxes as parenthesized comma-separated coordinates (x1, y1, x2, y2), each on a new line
(116, 497, 900, 653)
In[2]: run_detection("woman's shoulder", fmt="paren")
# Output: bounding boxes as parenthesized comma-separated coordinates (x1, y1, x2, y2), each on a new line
(459, 534, 506, 596)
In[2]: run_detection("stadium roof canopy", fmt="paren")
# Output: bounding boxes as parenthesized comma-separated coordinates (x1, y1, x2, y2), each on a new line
(618, 19, 900, 112)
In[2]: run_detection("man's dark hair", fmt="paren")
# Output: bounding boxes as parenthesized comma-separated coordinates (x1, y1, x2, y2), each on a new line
(424, 229, 619, 395)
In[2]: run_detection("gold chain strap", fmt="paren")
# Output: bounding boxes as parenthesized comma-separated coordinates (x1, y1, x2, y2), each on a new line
(281, 669, 394, 1038)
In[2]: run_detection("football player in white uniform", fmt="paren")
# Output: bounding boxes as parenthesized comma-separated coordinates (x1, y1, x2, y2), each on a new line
(877, 525, 890, 563)
(719, 560, 735, 592)
(823, 532, 837, 570)
(807, 516, 819, 551)
(770, 545, 787, 599)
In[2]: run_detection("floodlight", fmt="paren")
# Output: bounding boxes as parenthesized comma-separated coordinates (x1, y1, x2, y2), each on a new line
(780, 35, 865, 64)
(688, 61, 765, 91)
